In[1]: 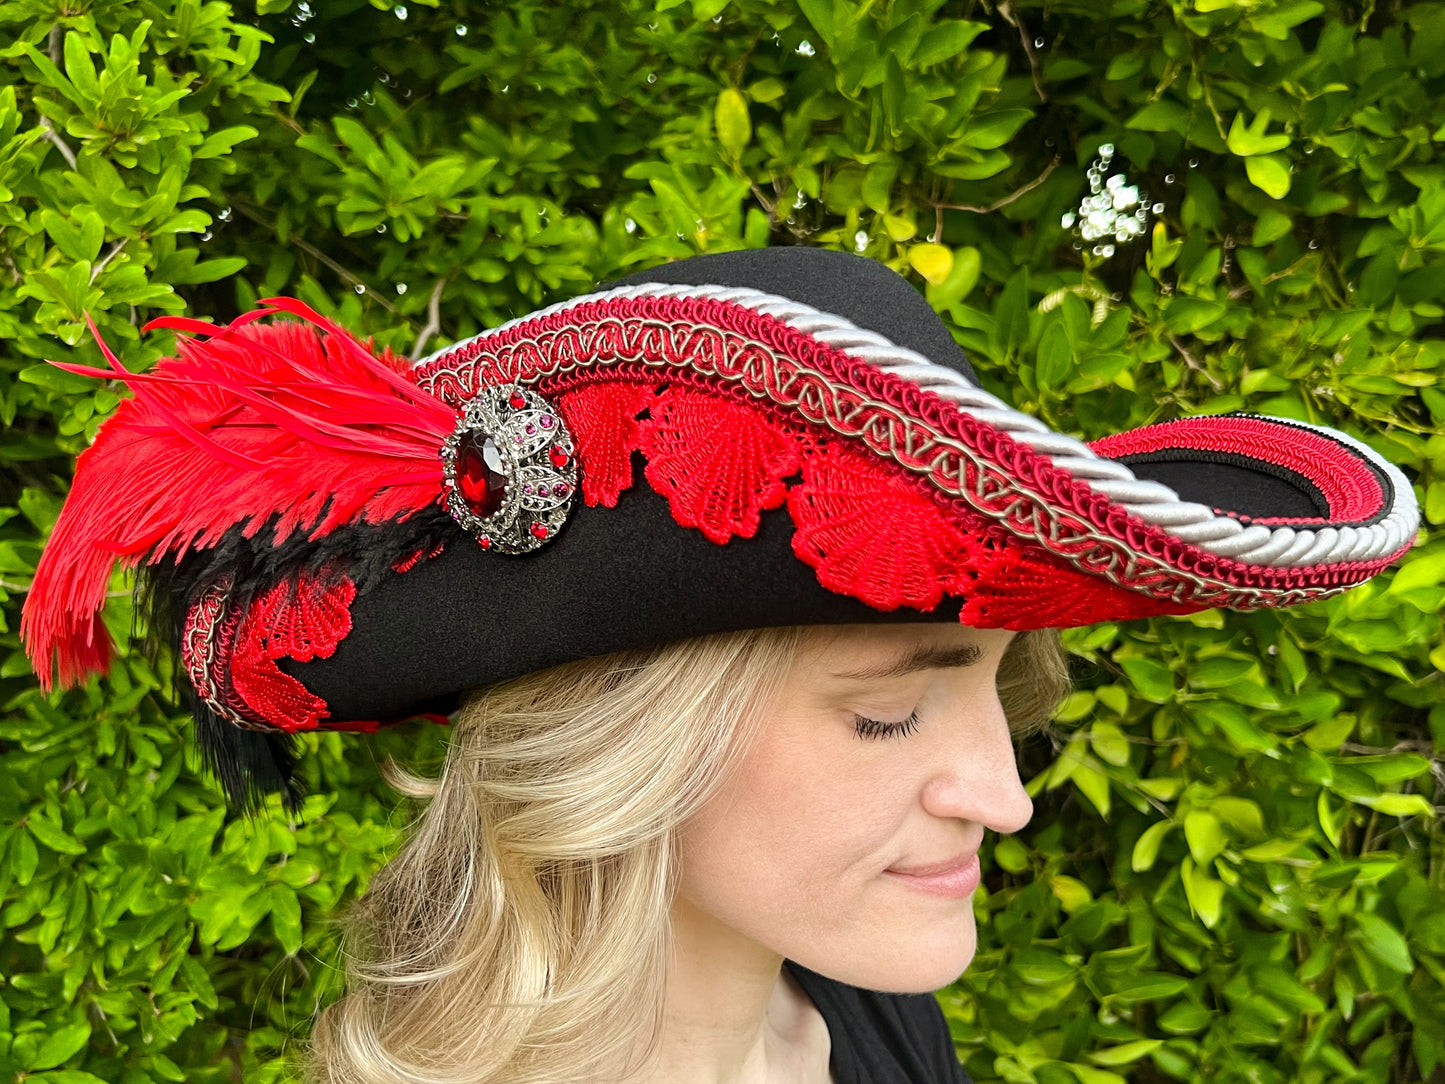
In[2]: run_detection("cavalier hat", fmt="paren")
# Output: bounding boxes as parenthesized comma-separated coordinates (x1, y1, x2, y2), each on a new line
(23, 247, 1419, 805)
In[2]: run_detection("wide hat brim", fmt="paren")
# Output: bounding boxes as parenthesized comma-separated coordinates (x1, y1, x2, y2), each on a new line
(23, 246, 1418, 802)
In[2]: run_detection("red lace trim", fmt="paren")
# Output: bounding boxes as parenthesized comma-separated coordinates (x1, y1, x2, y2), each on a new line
(955, 541, 1204, 628)
(557, 382, 655, 508)
(788, 440, 981, 612)
(638, 387, 802, 544)
(413, 293, 1407, 624)
(230, 573, 356, 733)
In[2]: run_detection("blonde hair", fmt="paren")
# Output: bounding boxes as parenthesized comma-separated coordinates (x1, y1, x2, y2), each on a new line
(306, 626, 1069, 1084)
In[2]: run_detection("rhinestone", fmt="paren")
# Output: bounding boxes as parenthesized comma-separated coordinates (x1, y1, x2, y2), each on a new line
(508, 390, 526, 410)
(540, 416, 554, 429)
(537, 485, 550, 497)
(478, 535, 492, 550)
(456, 433, 507, 518)
(529, 522, 549, 540)
(549, 445, 571, 469)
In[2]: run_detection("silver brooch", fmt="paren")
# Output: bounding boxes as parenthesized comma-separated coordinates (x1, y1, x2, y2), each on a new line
(441, 385, 578, 553)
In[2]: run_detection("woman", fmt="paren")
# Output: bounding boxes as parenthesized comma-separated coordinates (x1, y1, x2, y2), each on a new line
(23, 247, 1417, 1083)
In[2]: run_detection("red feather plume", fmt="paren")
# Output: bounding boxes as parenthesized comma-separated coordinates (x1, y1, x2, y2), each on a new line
(22, 299, 458, 691)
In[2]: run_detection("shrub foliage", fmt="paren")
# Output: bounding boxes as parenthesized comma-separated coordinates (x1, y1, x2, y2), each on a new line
(1, 1, 1441, 1082)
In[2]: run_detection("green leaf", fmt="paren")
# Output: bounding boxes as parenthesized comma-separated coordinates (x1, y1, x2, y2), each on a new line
(1252, 208, 1294, 246)
(1118, 656, 1173, 702)
(794, 0, 835, 47)
(714, 87, 751, 161)
(992, 269, 1031, 358)
(196, 124, 258, 159)
(1226, 110, 1292, 156)
(27, 814, 86, 855)
(11, 827, 39, 884)
(269, 885, 303, 955)
(1388, 549, 1445, 595)
(1089, 1040, 1164, 1067)
(1035, 319, 1072, 390)
(1127, 99, 1191, 134)
(1163, 297, 1227, 334)
(1347, 792, 1435, 818)
(1013, 947, 1077, 985)
(913, 20, 986, 67)
(925, 245, 980, 309)
(1132, 820, 1172, 873)
(1089, 721, 1130, 767)
(960, 109, 1033, 150)
(1184, 810, 1226, 864)
(1353, 913, 1414, 973)
(1245, 154, 1292, 199)
(907, 243, 952, 285)
(861, 159, 897, 214)
(1180, 857, 1225, 928)
(30, 1022, 92, 1070)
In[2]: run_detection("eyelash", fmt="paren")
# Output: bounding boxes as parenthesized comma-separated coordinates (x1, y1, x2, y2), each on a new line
(852, 710, 922, 740)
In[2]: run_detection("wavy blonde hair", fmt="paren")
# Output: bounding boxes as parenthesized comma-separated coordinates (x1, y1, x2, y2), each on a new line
(306, 626, 1069, 1084)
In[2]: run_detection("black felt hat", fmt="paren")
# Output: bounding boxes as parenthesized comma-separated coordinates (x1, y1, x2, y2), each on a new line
(24, 247, 1419, 804)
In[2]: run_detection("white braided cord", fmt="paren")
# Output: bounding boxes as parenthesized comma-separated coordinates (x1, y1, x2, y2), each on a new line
(420, 282, 1417, 569)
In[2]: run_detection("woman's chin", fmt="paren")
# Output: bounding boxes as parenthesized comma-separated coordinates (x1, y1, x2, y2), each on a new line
(792, 914, 979, 994)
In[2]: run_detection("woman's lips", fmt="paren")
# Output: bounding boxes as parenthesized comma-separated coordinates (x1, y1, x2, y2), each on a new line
(884, 853, 982, 898)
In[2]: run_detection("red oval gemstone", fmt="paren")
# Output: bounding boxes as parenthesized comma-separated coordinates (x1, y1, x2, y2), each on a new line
(529, 521, 549, 540)
(508, 390, 527, 410)
(457, 433, 507, 518)
(549, 445, 570, 470)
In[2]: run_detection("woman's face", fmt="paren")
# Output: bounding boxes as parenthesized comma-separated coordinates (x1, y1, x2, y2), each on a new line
(675, 622, 1032, 993)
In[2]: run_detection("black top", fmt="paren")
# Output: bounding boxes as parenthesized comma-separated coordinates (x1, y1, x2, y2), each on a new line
(783, 960, 974, 1084)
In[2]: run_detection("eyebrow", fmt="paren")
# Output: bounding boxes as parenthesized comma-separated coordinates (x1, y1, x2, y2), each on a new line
(829, 642, 985, 683)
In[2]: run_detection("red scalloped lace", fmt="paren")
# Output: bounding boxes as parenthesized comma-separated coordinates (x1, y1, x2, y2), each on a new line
(557, 382, 656, 507)
(639, 387, 802, 544)
(229, 573, 356, 733)
(788, 440, 982, 611)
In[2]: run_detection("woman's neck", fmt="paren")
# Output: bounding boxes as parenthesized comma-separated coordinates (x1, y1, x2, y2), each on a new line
(616, 895, 831, 1084)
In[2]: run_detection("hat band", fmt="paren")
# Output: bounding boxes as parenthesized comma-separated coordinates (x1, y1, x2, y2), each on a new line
(416, 291, 1412, 607)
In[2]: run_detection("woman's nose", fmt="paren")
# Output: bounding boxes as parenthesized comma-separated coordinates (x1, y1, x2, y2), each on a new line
(919, 698, 1034, 834)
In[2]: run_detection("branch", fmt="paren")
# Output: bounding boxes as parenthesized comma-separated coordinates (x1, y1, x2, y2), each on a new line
(997, 0, 1046, 102)
(40, 119, 77, 170)
(410, 275, 448, 360)
(90, 239, 128, 283)
(749, 181, 776, 217)
(231, 202, 399, 316)
(1168, 334, 1226, 392)
(933, 155, 1060, 215)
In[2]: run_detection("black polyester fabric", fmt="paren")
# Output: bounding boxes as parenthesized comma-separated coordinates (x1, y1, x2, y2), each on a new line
(783, 960, 973, 1084)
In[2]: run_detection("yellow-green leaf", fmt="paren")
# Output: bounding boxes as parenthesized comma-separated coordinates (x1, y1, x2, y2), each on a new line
(1090, 721, 1130, 767)
(1088, 1039, 1164, 1067)
(1132, 820, 1173, 873)
(1245, 154, 1292, 198)
(907, 243, 953, 285)
(714, 87, 751, 160)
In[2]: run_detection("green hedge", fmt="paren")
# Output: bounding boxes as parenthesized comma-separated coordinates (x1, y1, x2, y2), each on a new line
(1, 1, 1441, 1081)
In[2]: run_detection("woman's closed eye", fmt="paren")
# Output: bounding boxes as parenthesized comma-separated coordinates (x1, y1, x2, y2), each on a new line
(852, 710, 922, 740)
